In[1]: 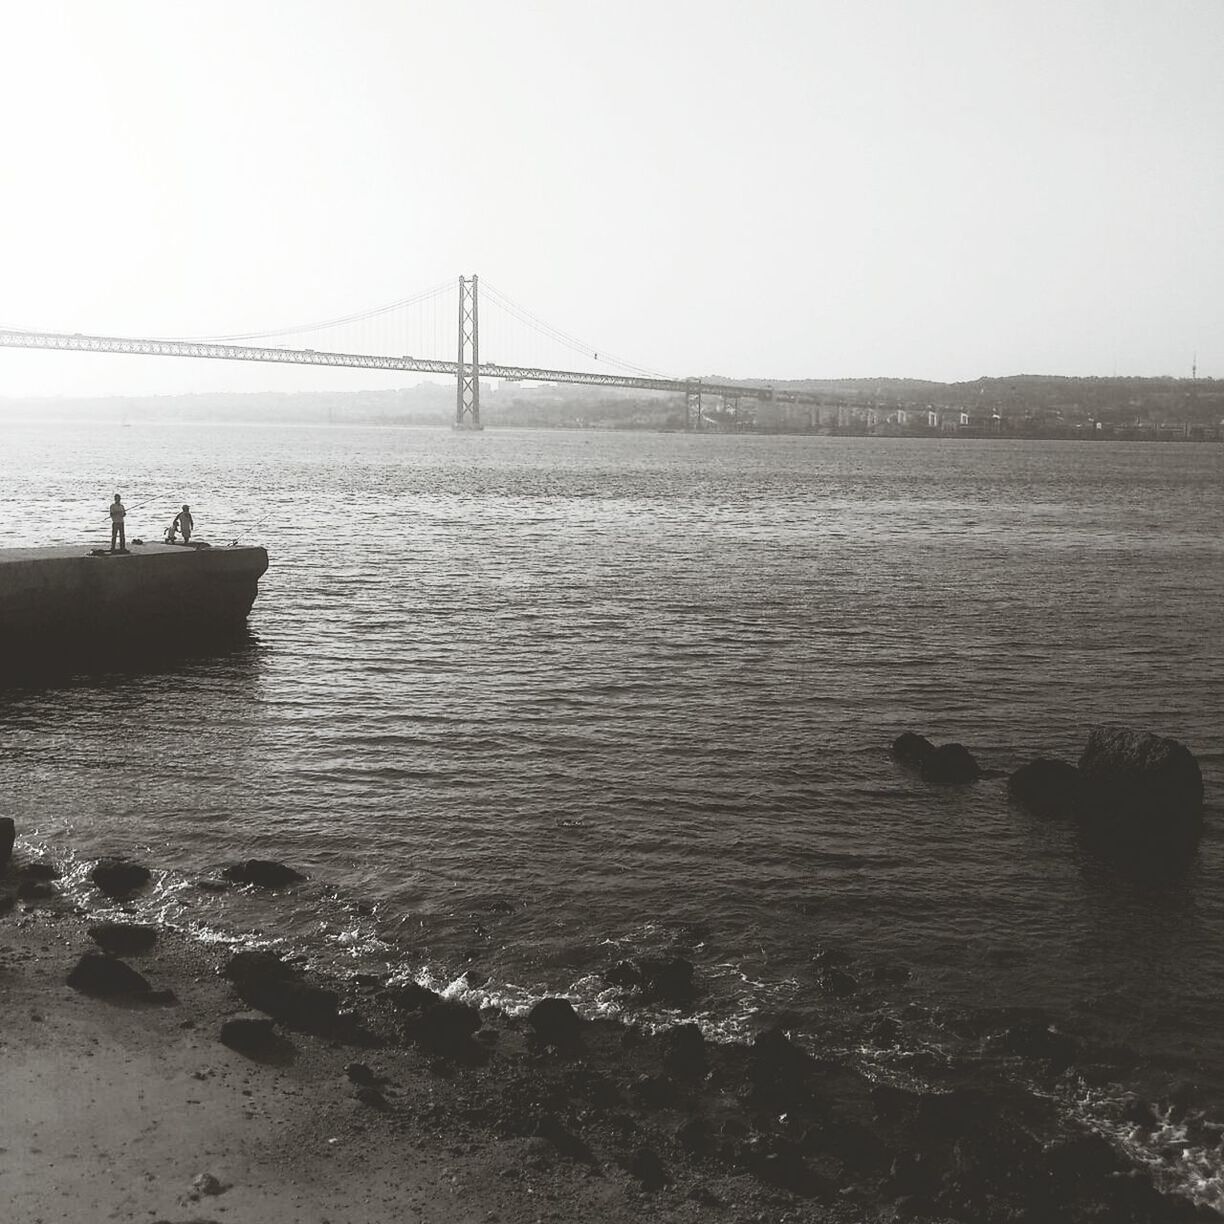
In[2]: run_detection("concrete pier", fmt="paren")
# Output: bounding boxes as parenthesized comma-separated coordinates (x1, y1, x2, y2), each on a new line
(0, 542, 268, 654)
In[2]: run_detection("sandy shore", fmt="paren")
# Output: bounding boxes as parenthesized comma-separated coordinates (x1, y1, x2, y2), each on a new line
(1, 897, 853, 1223)
(2, 841, 1220, 1224)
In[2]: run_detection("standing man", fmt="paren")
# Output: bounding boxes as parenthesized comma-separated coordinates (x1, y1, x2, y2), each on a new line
(172, 504, 194, 544)
(109, 493, 127, 553)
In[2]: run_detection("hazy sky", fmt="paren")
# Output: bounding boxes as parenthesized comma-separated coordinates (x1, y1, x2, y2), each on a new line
(1, 0, 1221, 396)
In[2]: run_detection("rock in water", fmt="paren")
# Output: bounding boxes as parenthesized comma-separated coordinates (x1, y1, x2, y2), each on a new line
(1077, 726, 1204, 848)
(221, 859, 306, 887)
(892, 734, 981, 785)
(0, 817, 14, 869)
(67, 950, 153, 997)
(919, 742, 981, 784)
(1008, 758, 1085, 819)
(892, 732, 935, 769)
(604, 956, 698, 1006)
(90, 858, 152, 899)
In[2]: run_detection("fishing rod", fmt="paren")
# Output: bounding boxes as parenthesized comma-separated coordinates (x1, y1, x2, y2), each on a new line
(226, 507, 276, 547)
(94, 493, 178, 518)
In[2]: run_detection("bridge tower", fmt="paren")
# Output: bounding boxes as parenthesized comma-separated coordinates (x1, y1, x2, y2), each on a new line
(456, 274, 481, 430)
(685, 380, 703, 431)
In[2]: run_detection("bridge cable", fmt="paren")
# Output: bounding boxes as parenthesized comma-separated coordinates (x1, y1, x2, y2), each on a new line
(156, 277, 456, 344)
(480, 281, 673, 380)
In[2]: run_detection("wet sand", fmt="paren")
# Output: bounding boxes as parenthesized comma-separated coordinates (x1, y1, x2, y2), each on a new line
(2, 847, 1218, 1224)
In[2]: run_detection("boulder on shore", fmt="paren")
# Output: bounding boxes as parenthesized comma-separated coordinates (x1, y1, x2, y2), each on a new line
(67, 950, 153, 997)
(1077, 726, 1204, 845)
(223, 949, 339, 1030)
(219, 1012, 281, 1056)
(661, 1022, 707, 1078)
(88, 922, 159, 956)
(528, 996, 584, 1046)
(221, 860, 307, 887)
(891, 734, 981, 785)
(1007, 758, 1086, 819)
(90, 857, 152, 900)
(412, 997, 483, 1052)
(0, 817, 14, 870)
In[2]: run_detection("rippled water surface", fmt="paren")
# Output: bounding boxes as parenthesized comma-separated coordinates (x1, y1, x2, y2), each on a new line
(3, 421, 1223, 1199)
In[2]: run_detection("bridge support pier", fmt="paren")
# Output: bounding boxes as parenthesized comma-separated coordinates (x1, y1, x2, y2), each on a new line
(685, 381, 703, 431)
(456, 274, 482, 430)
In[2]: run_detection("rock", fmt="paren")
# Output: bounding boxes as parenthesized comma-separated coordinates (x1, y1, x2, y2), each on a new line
(385, 981, 444, 1013)
(747, 1026, 815, 1109)
(1008, 757, 1086, 818)
(0, 818, 14, 869)
(817, 1116, 891, 1171)
(892, 734, 982, 784)
(17, 862, 59, 883)
(412, 998, 482, 1052)
(624, 1145, 669, 1190)
(219, 1012, 280, 1055)
(1121, 1096, 1160, 1131)
(892, 732, 935, 767)
(1096, 1166, 1188, 1223)
(90, 857, 151, 899)
(920, 742, 981, 785)
(67, 950, 152, 997)
(534, 1114, 595, 1164)
(745, 1135, 824, 1196)
(940, 1118, 1047, 1213)
(914, 1087, 999, 1142)
(751, 1025, 812, 1080)
(18, 879, 56, 901)
(984, 1018, 1078, 1071)
(887, 1150, 942, 1197)
(661, 1022, 707, 1078)
(221, 860, 306, 887)
(632, 1072, 679, 1109)
(893, 1193, 939, 1219)
(811, 946, 853, 968)
(354, 1085, 388, 1109)
(345, 1062, 377, 1086)
(88, 922, 158, 956)
(816, 967, 858, 996)
(224, 948, 298, 986)
(528, 997, 583, 1046)
(223, 949, 339, 1029)
(675, 1116, 713, 1156)
(1042, 1132, 1125, 1187)
(190, 1171, 227, 1197)
(870, 962, 912, 985)
(1077, 726, 1204, 848)
(869, 1016, 901, 1046)
(604, 956, 698, 1006)
(382, 980, 480, 1052)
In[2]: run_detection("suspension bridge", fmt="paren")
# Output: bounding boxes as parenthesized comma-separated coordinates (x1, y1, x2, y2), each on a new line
(0, 276, 827, 430)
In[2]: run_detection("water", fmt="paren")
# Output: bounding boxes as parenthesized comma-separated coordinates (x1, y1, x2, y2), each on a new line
(3, 421, 1223, 1203)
